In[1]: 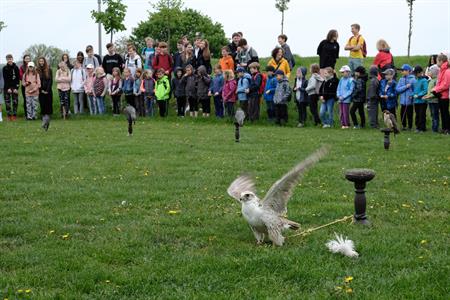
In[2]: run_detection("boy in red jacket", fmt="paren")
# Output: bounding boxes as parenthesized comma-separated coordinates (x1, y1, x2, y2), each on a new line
(432, 54, 450, 134)
(152, 42, 173, 78)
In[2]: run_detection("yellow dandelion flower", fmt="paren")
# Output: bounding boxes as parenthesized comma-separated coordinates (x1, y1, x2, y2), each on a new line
(344, 276, 353, 283)
(168, 210, 180, 215)
(17, 289, 23, 293)
(420, 240, 427, 244)
(418, 200, 424, 204)
(402, 204, 411, 208)
(105, 280, 111, 283)
(62, 234, 70, 240)
(418, 256, 424, 259)
(144, 171, 149, 176)
(346, 288, 353, 294)
(49, 230, 55, 234)
(25, 289, 31, 293)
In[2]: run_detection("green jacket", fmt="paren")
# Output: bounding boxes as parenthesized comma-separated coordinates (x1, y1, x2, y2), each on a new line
(425, 78, 438, 104)
(155, 75, 171, 101)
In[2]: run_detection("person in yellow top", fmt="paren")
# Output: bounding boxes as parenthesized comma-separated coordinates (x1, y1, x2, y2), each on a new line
(344, 23, 366, 73)
(267, 47, 291, 78)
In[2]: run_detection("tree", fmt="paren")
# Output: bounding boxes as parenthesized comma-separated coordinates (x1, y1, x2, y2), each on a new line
(91, 0, 128, 43)
(406, 0, 415, 58)
(23, 44, 70, 68)
(114, 35, 132, 56)
(131, 0, 227, 57)
(275, 0, 290, 34)
(0, 21, 6, 32)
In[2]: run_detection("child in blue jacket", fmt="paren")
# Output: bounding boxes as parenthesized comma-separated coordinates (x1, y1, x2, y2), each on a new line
(263, 65, 277, 121)
(236, 67, 251, 117)
(379, 68, 398, 117)
(412, 65, 428, 132)
(209, 65, 225, 118)
(396, 64, 416, 130)
(337, 65, 354, 128)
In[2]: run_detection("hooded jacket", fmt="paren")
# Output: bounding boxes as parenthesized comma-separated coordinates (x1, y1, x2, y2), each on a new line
(248, 72, 262, 97)
(196, 66, 211, 99)
(23, 72, 41, 97)
(273, 76, 291, 104)
(396, 74, 416, 105)
(367, 66, 380, 102)
(267, 58, 291, 78)
(155, 75, 171, 101)
(413, 76, 428, 104)
(319, 75, 339, 101)
(373, 49, 394, 70)
(317, 40, 340, 69)
(2, 63, 20, 90)
(434, 61, 450, 100)
(209, 73, 224, 95)
(182, 73, 197, 98)
(336, 76, 355, 103)
(306, 73, 324, 96)
(264, 74, 278, 101)
(379, 79, 398, 109)
(352, 73, 368, 103)
(237, 73, 251, 101)
(222, 79, 237, 103)
(171, 74, 186, 98)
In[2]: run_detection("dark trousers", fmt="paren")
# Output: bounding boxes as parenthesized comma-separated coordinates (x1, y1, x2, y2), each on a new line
(350, 102, 365, 127)
(200, 97, 211, 114)
(111, 94, 121, 114)
(248, 94, 260, 121)
(414, 103, 427, 131)
(309, 94, 321, 125)
(157, 99, 168, 117)
(266, 101, 275, 120)
(188, 96, 198, 112)
(213, 95, 224, 118)
(367, 98, 379, 128)
(297, 101, 308, 124)
(225, 102, 235, 117)
(58, 89, 70, 117)
(125, 94, 135, 108)
(438, 99, 450, 131)
(5, 92, 19, 116)
(400, 105, 413, 129)
(429, 103, 440, 132)
(135, 95, 145, 117)
(275, 103, 288, 125)
(239, 100, 248, 118)
(21, 85, 26, 117)
(176, 96, 186, 116)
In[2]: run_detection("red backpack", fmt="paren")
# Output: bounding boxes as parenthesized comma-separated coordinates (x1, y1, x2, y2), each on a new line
(254, 72, 267, 95)
(348, 35, 367, 57)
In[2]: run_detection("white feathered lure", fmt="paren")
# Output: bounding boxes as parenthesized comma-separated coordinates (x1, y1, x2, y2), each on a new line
(326, 233, 359, 258)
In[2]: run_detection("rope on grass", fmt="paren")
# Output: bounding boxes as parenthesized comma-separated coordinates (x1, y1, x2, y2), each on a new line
(287, 215, 354, 239)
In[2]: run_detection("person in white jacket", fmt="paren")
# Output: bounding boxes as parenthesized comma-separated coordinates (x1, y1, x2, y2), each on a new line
(71, 61, 86, 114)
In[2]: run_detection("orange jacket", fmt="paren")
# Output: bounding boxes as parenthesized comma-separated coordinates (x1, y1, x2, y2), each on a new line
(219, 55, 235, 71)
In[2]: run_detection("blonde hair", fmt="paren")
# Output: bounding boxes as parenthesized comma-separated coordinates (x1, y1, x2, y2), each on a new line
(223, 69, 235, 80)
(145, 37, 154, 43)
(95, 67, 105, 76)
(143, 69, 153, 79)
(248, 62, 260, 70)
(376, 39, 390, 51)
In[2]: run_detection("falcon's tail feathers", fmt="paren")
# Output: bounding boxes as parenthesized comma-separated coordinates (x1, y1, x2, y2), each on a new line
(281, 218, 300, 230)
(326, 233, 359, 258)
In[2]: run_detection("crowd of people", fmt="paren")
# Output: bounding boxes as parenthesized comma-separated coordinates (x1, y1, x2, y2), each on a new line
(1, 23, 449, 134)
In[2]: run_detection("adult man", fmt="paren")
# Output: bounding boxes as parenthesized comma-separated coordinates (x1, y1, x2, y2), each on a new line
(344, 23, 366, 73)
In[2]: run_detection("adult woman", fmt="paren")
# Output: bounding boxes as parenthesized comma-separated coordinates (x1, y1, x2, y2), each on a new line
(197, 39, 212, 74)
(373, 39, 394, 74)
(37, 57, 53, 118)
(19, 54, 31, 117)
(76, 51, 85, 66)
(267, 47, 291, 78)
(61, 53, 73, 70)
(317, 30, 340, 70)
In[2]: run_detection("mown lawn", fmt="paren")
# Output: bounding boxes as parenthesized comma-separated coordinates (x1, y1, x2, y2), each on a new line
(0, 112, 449, 299)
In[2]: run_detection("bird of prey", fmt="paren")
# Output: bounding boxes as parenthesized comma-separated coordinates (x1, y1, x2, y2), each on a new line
(383, 110, 400, 135)
(227, 146, 329, 246)
(234, 109, 245, 142)
(41, 114, 50, 131)
(123, 105, 136, 136)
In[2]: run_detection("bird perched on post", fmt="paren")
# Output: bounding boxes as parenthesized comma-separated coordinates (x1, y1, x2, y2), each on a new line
(123, 105, 136, 136)
(227, 146, 329, 246)
(41, 115, 50, 131)
(234, 109, 245, 142)
(383, 110, 399, 135)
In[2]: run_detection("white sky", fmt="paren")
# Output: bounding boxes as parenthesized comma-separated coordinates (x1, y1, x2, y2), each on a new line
(0, 0, 449, 62)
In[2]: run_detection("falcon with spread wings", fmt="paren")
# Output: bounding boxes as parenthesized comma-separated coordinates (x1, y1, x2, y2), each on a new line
(227, 146, 329, 246)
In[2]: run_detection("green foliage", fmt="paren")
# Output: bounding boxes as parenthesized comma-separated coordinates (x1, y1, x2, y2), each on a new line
(275, 0, 290, 12)
(23, 44, 69, 68)
(132, 1, 228, 57)
(91, 0, 128, 43)
(0, 21, 6, 32)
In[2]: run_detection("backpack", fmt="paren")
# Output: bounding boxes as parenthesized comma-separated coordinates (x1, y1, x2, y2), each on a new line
(348, 35, 367, 58)
(258, 73, 267, 95)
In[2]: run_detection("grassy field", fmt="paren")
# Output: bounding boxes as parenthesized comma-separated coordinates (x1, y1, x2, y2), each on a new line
(0, 113, 449, 299)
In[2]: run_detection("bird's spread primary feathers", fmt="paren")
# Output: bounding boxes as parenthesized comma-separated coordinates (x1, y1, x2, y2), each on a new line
(227, 145, 329, 246)
(326, 233, 359, 258)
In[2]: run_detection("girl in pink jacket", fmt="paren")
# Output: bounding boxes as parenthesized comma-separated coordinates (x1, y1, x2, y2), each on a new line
(222, 69, 237, 118)
(433, 54, 450, 134)
(83, 64, 96, 115)
(22, 62, 41, 120)
(55, 62, 72, 118)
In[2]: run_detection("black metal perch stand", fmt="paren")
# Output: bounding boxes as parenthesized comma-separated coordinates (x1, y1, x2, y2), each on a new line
(345, 169, 376, 225)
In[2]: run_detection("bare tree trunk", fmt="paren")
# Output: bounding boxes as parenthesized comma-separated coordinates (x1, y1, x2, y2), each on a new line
(111, 31, 113, 44)
(281, 11, 284, 34)
(407, 3, 413, 58)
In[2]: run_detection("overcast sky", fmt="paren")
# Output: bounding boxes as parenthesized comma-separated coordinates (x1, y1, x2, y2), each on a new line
(1, 0, 449, 62)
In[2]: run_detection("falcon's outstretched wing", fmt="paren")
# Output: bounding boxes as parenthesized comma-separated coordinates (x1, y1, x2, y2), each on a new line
(227, 174, 256, 202)
(261, 146, 329, 215)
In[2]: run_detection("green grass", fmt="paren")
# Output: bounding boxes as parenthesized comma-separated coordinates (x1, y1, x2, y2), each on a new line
(0, 113, 449, 299)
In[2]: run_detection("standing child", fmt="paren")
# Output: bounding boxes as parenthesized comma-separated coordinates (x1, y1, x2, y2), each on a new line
(209, 65, 225, 118)
(83, 64, 96, 115)
(379, 69, 398, 117)
(336, 65, 355, 129)
(133, 68, 144, 117)
(92, 67, 108, 114)
(140, 69, 156, 117)
(236, 67, 251, 117)
(141, 37, 155, 70)
(125, 45, 143, 77)
(293, 67, 309, 127)
(264, 65, 278, 121)
(2, 54, 20, 121)
(222, 69, 237, 117)
(247, 62, 263, 121)
(196, 65, 212, 117)
(0, 63, 3, 122)
(22, 62, 41, 120)
(219, 46, 235, 72)
(305, 63, 323, 126)
(273, 70, 291, 126)
(350, 66, 368, 128)
(55, 62, 71, 119)
(182, 65, 197, 117)
(396, 64, 416, 130)
(83, 45, 100, 69)
(71, 61, 86, 114)
(152, 42, 173, 78)
(122, 68, 135, 108)
(423, 65, 440, 133)
(412, 66, 428, 132)
(432, 54, 450, 134)
(318, 67, 339, 128)
(155, 68, 171, 117)
(367, 65, 380, 128)
(171, 67, 186, 117)
(109, 67, 123, 116)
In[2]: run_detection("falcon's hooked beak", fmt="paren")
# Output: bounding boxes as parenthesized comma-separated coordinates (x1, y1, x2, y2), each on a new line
(239, 192, 255, 202)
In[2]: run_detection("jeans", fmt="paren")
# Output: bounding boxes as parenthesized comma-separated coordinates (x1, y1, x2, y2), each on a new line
(349, 58, 363, 73)
(87, 95, 96, 115)
(146, 96, 155, 117)
(428, 103, 439, 132)
(73, 92, 84, 114)
(266, 101, 275, 120)
(95, 96, 105, 114)
(214, 95, 224, 118)
(319, 99, 335, 126)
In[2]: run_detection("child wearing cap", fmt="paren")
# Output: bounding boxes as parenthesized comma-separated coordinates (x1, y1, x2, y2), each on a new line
(412, 66, 428, 132)
(236, 67, 251, 117)
(305, 63, 323, 126)
(350, 66, 368, 128)
(396, 64, 416, 130)
(83, 64, 96, 115)
(222, 69, 237, 118)
(55, 62, 72, 119)
(423, 64, 440, 133)
(247, 62, 262, 121)
(273, 69, 291, 126)
(367, 65, 380, 128)
(22, 62, 41, 120)
(264, 65, 278, 121)
(336, 65, 354, 129)
(155, 68, 171, 117)
(379, 68, 398, 117)
(318, 67, 339, 128)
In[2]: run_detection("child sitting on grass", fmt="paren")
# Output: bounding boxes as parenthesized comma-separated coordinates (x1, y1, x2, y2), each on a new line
(155, 68, 171, 117)
(412, 65, 428, 133)
(222, 69, 237, 118)
(273, 70, 291, 126)
(264, 65, 277, 121)
(336, 65, 354, 129)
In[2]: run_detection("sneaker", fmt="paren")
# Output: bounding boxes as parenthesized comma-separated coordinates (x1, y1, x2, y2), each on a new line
(322, 124, 330, 128)
(353, 125, 360, 129)
(297, 123, 304, 128)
